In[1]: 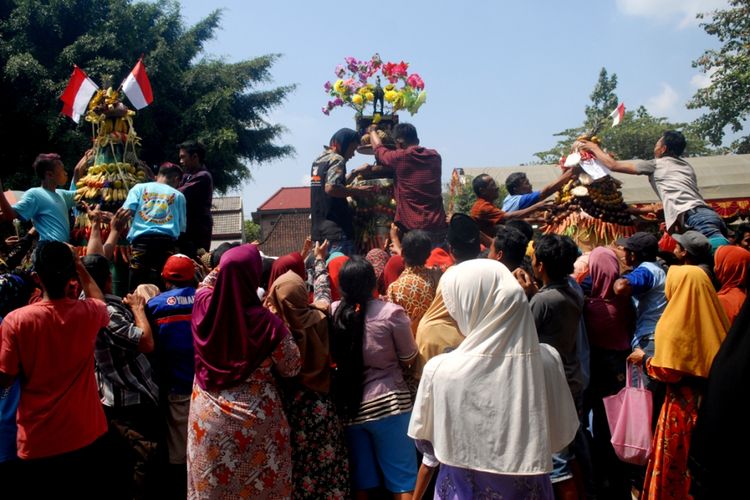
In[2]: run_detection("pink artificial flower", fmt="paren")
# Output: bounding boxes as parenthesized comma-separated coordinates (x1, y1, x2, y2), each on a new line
(407, 73, 425, 90)
(335, 65, 345, 78)
(324, 81, 332, 92)
(322, 107, 330, 115)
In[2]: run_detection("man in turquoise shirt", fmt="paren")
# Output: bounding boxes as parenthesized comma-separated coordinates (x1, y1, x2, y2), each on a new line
(0, 153, 87, 242)
(119, 163, 186, 291)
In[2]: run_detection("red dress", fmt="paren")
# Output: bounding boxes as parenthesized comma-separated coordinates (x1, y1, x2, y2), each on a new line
(642, 364, 703, 500)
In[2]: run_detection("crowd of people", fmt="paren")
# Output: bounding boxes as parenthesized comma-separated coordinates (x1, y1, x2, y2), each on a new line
(0, 123, 747, 500)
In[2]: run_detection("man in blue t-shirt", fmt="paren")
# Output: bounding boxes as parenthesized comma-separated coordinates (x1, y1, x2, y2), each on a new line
(502, 168, 575, 213)
(0, 152, 90, 242)
(145, 254, 196, 497)
(119, 163, 186, 291)
(612, 232, 667, 356)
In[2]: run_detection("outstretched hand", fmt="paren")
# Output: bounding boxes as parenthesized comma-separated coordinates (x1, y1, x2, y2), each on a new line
(314, 240, 329, 261)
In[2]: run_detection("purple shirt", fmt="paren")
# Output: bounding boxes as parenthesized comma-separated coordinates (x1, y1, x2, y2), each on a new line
(178, 169, 213, 251)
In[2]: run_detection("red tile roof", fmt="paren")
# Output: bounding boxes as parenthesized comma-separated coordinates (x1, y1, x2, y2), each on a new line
(257, 187, 311, 211)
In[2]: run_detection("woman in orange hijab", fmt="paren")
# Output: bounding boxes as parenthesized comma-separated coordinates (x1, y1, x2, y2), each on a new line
(629, 265, 729, 499)
(714, 245, 750, 325)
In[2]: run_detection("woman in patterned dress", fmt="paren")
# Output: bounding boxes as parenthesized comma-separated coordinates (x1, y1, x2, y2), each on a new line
(187, 244, 301, 499)
(265, 242, 350, 499)
(629, 265, 729, 499)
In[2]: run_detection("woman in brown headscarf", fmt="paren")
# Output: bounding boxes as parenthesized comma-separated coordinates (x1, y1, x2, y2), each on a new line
(265, 259, 350, 499)
(714, 244, 750, 325)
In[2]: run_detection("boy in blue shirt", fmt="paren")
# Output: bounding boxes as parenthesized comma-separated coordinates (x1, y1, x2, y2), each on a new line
(0, 152, 89, 242)
(146, 254, 196, 497)
(118, 163, 186, 291)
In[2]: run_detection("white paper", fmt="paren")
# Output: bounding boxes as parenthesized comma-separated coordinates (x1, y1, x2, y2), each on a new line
(579, 158, 612, 180)
(564, 152, 581, 167)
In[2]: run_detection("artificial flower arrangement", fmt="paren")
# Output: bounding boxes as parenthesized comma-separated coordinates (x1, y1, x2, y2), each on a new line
(322, 54, 427, 116)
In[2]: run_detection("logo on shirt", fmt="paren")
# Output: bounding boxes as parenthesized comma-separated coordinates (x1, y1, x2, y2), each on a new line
(166, 295, 194, 306)
(138, 190, 176, 225)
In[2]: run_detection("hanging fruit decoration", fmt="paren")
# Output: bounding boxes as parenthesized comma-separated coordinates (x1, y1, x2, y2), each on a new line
(71, 87, 150, 261)
(543, 135, 636, 249)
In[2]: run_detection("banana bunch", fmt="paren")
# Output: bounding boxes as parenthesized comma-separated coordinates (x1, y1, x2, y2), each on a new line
(74, 162, 147, 205)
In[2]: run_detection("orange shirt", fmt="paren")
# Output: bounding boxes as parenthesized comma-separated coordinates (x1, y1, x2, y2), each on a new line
(0, 298, 109, 459)
(470, 198, 506, 237)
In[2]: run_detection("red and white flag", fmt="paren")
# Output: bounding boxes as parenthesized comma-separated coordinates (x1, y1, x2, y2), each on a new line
(60, 66, 98, 123)
(610, 102, 625, 127)
(121, 58, 153, 110)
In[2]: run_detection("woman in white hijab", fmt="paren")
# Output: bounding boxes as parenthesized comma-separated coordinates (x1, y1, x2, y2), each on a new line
(408, 259, 579, 499)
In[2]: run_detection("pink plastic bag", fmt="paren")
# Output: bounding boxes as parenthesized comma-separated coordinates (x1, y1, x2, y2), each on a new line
(602, 362, 653, 465)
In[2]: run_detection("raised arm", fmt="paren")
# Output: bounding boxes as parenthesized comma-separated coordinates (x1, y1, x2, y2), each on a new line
(74, 249, 105, 301)
(122, 292, 155, 353)
(579, 140, 639, 175)
(538, 168, 576, 200)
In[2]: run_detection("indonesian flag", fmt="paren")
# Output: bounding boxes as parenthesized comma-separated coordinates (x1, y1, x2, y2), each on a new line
(610, 102, 625, 127)
(60, 66, 98, 123)
(121, 58, 153, 110)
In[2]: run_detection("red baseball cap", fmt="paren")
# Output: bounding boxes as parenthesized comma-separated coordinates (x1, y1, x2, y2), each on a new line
(161, 254, 195, 283)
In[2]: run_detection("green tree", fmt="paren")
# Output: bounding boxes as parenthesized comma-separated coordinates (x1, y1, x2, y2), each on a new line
(535, 71, 713, 163)
(584, 67, 619, 130)
(687, 0, 750, 148)
(244, 219, 260, 242)
(0, 0, 294, 191)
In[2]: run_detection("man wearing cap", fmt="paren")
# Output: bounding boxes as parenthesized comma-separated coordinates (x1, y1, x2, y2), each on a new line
(580, 131, 729, 247)
(672, 230, 720, 289)
(80, 253, 160, 498)
(145, 254, 197, 497)
(613, 233, 667, 359)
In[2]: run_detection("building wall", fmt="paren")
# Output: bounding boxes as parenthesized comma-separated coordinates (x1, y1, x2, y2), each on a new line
(257, 211, 311, 257)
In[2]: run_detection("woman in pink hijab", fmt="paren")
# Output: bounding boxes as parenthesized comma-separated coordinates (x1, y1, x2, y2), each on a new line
(187, 244, 301, 498)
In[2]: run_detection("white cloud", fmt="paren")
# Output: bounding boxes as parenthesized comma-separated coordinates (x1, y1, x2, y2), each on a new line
(646, 83, 679, 115)
(690, 67, 718, 89)
(616, 0, 729, 28)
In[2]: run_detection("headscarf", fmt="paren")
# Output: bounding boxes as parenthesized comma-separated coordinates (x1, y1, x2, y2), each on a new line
(366, 248, 389, 295)
(652, 265, 729, 378)
(714, 245, 750, 325)
(267, 251, 306, 291)
(192, 244, 289, 391)
(327, 255, 349, 301)
(413, 280, 462, 379)
(383, 254, 405, 290)
(689, 298, 750, 498)
(583, 247, 634, 351)
(265, 271, 330, 394)
(408, 259, 579, 474)
(425, 247, 453, 272)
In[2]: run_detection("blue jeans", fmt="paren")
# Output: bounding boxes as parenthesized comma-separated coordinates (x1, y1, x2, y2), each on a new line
(683, 206, 727, 239)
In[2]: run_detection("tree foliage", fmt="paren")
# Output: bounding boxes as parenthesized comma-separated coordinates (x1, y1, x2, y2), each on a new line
(0, 0, 294, 191)
(535, 69, 714, 164)
(243, 219, 260, 242)
(687, 0, 750, 147)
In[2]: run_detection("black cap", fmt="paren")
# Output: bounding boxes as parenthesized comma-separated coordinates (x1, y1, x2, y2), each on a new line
(448, 213, 480, 256)
(616, 232, 659, 255)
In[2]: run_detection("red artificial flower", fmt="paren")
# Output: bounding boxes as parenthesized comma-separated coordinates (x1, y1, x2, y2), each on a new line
(407, 73, 424, 90)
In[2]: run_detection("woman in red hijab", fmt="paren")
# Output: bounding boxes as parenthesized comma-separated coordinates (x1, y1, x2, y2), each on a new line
(714, 245, 750, 325)
(267, 251, 306, 291)
(188, 244, 301, 498)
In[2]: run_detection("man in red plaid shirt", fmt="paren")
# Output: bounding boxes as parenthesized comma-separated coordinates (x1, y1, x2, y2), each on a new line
(361, 123, 448, 244)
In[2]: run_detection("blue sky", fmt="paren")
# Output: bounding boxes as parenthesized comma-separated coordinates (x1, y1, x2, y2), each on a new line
(177, 0, 729, 217)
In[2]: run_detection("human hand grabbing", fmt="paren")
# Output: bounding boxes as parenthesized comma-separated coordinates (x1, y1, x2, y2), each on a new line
(627, 348, 647, 366)
(314, 240, 329, 261)
(512, 268, 538, 298)
(123, 292, 146, 310)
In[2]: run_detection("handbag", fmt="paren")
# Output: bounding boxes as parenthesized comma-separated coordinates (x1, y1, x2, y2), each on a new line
(602, 362, 653, 465)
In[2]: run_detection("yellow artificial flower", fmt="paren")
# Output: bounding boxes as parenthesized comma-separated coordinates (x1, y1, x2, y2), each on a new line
(358, 87, 369, 96)
(352, 94, 364, 105)
(372, 113, 382, 124)
(384, 83, 395, 91)
(384, 90, 398, 102)
(333, 79, 345, 94)
(365, 92, 375, 102)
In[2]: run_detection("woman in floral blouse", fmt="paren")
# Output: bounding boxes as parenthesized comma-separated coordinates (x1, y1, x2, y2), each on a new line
(187, 244, 301, 499)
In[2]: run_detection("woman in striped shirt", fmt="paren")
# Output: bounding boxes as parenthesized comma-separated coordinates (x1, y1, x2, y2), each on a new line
(330, 256, 419, 498)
